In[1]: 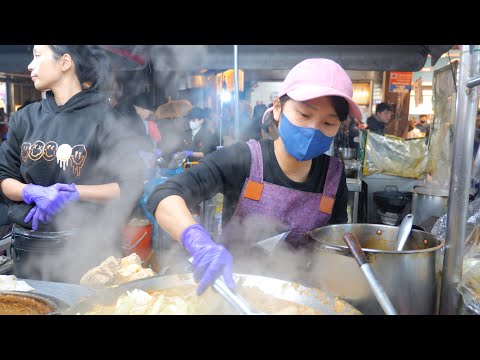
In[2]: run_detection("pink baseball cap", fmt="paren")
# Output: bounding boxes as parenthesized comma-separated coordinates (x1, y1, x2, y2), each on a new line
(262, 58, 362, 123)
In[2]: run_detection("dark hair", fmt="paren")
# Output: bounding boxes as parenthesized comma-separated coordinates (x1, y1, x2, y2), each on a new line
(130, 91, 155, 111)
(375, 102, 392, 114)
(279, 95, 349, 122)
(49, 45, 113, 92)
(203, 107, 213, 119)
(187, 107, 204, 120)
(17, 99, 40, 111)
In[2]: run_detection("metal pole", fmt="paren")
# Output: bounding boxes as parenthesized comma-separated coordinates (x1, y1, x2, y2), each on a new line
(234, 45, 240, 142)
(440, 45, 480, 314)
(6, 82, 15, 114)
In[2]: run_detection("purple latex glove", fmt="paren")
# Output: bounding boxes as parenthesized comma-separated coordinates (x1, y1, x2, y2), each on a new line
(53, 183, 80, 203)
(24, 206, 52, 231)
(22, 183, 79, 217)
(181, 224, 235, 295)
(181, 150, 194, 158)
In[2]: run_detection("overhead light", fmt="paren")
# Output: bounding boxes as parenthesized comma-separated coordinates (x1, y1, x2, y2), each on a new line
(220, 91, 232, 103)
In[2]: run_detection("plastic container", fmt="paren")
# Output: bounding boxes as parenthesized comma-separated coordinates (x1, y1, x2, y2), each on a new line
(157, 166, 183, 178)
(122, 221, 153, 262)
(10, 224, 73, 281)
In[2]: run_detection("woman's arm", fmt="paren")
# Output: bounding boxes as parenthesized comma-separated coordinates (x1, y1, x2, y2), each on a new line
(192, 151, 205, 159)
(75, 183, 120, 203)
(1, 178, 27, 202)
(155, 195, 197, 242)
(1, 178, 120, 204)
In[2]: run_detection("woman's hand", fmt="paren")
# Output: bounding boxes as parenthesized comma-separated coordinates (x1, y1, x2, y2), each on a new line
(24, 206, 51, 231)
(181, 224, 235, 295)
(21, 183, 79, 217)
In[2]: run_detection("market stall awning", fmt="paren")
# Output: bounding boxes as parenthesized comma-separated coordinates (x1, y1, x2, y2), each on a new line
(0, 45, 454, 75)
(148, 45, 454, 72)
(0, 45, 149, 75)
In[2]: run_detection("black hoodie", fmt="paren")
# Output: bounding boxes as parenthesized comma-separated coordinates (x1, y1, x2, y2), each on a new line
(0, 90, 145, 230)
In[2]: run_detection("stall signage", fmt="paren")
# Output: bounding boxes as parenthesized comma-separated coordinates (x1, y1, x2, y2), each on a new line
(389, 72, 413, 93)
(352, 82, 371, 106)
(223, 69, 244, 92)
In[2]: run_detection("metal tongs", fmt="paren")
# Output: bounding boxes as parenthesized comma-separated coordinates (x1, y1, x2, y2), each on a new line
(188, 257, 265, 315)
(212, 276, 265, 315)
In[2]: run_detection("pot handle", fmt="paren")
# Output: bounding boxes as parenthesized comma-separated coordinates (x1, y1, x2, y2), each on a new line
(314, 242, 351, 257)
(385, 185, 399, 193)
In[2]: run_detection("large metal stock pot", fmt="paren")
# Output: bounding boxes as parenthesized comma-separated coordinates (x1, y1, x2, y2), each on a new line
(308, 224, 444, 315)
(411, 186, 449, 226)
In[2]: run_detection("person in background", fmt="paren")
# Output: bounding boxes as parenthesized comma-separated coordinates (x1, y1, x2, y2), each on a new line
(0, 45, 144, 281)
(115, 91, 161, 180)
(407, 117, 424, 139)
(147, 58, 361, 294)
(335, 115, 361, 149)
(416, 114, 430, 138)
(0, 108, 8, 143)
(203, 107, 220, 148)
(177, 107, 217, 162)
(241, 103, 267, 141)
(366, 102, 392, 135)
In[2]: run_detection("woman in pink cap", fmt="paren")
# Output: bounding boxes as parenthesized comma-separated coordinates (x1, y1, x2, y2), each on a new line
(147, 58, 363, 294)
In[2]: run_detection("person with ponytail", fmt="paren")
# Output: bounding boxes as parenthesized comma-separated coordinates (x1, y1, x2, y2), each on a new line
(0, 45, 144, 281)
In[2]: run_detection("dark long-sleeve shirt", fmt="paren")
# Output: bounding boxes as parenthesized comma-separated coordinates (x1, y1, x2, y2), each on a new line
(0, 90, 145, 230)
(147, 139, 348, 226)
(366, 115, 386, 135)
(183, 125, 217, 161)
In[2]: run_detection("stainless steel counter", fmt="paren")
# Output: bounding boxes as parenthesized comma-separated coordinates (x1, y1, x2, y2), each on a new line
(360, 173, 423, 224)
(22, 279, 94, 307)
(346, 177, 362, 223)
(346, 177, 362, 192)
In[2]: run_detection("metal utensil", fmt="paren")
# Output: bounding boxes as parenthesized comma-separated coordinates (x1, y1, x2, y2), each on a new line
(343, 233, 398, 315)
(395, 214, 414, 251)
(253, 231, 291, 255)
(212, 276, 265, 315)
(188, 257, 264, 315)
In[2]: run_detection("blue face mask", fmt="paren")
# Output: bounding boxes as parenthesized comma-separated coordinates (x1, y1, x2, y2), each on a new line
(278, 113, 334, 161)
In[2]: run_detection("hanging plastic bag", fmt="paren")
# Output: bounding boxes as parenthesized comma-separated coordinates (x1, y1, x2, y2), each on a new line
(362, 130, 428, 179)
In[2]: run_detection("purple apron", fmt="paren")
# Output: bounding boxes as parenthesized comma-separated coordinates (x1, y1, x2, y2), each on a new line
(222, 139, 343, 253)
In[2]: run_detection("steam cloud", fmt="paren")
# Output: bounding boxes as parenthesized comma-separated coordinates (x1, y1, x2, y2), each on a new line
(18, 45, 314, 289)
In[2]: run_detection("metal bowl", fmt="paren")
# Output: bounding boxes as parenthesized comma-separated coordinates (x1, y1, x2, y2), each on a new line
(0, 291, 67, 315)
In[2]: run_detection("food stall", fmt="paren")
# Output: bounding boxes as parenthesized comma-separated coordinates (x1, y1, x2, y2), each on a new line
(2, 44, 478, 315)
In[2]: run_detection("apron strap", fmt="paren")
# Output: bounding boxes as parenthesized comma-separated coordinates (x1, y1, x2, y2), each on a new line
(245, 139, 264, 183)
(319, 156, 343, 215)
(323, 156, 343, 198)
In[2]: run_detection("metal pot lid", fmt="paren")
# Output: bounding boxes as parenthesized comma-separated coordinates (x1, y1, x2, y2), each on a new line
(412, 186, 449, 197)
